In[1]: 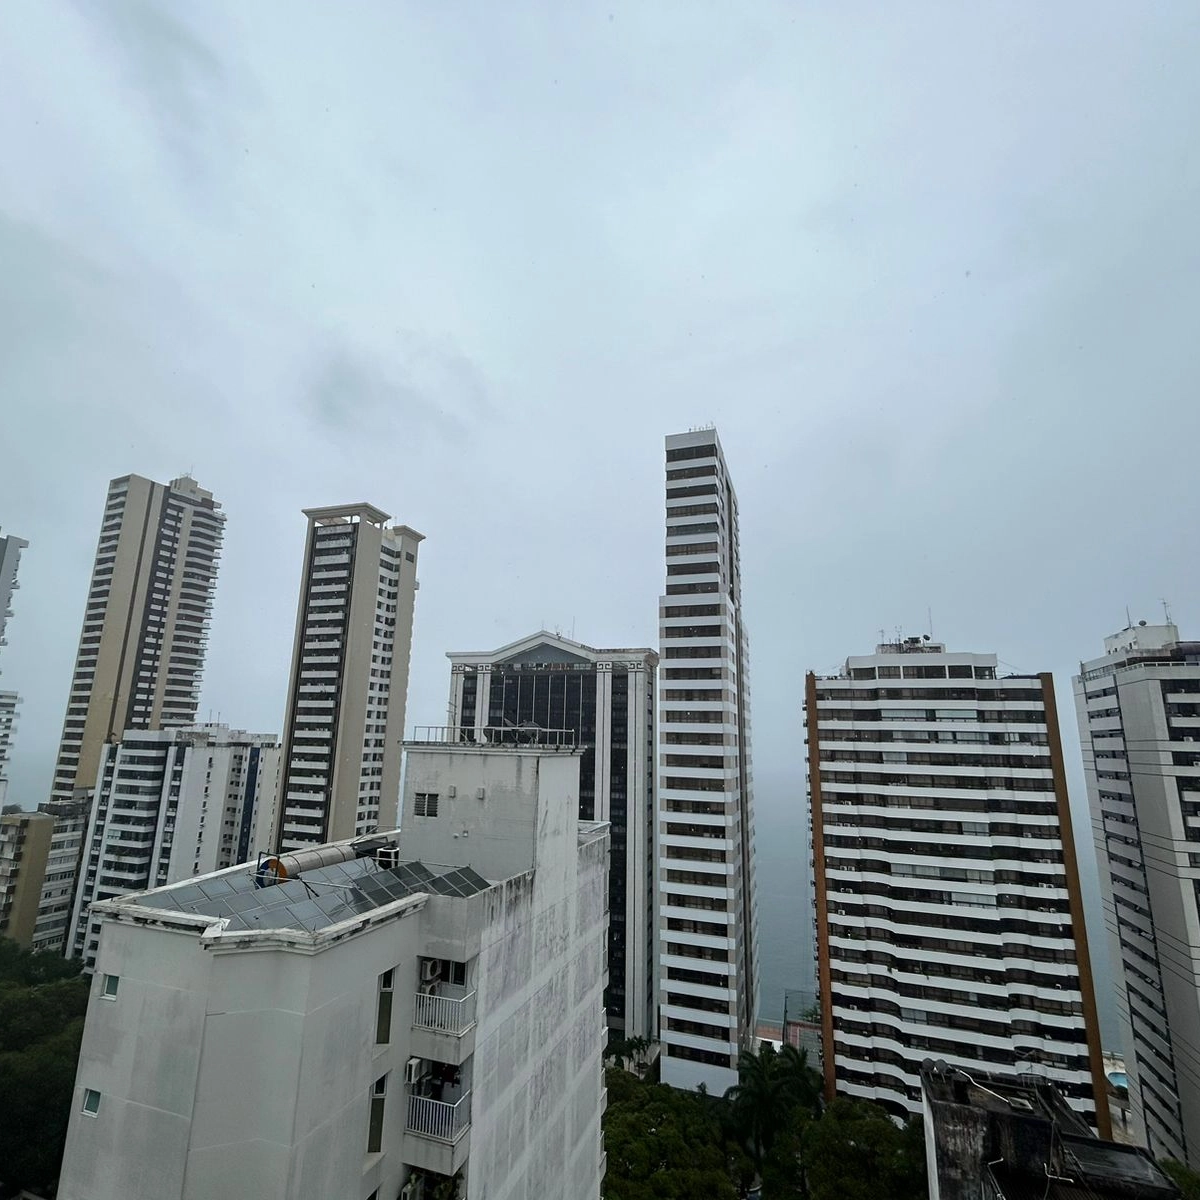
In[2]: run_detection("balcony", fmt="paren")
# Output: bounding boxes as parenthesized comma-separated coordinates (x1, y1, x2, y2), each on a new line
(411, 984, 477, 1063)
(403, 1089, 471, 1176)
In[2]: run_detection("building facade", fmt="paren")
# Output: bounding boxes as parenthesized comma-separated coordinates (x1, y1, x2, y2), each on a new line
(446, 631, 657, 1040)
(807, 639, 1109, 1132)
(0, 810, 53, 946)
(274, 504, 423, 852)
(58, 733, 607, 1200)
(49, 475, 225, 805)
(656, 428, 759, 1093)
(30, 798, 92, 954)
(1074, 622, 1200, 1168)
(0, 528, 28, 807)
(68, 724, 280, 968)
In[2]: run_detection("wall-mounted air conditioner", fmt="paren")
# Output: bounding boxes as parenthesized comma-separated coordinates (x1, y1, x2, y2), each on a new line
(405, 1057, 424, 1084)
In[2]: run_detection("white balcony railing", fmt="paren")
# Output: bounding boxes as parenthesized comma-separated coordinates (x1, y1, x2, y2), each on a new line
(407, 1091, 472, 1143)
(413, 986, 477, 1036)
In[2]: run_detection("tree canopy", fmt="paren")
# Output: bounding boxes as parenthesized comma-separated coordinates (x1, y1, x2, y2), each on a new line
(0, 942, 88, 1197)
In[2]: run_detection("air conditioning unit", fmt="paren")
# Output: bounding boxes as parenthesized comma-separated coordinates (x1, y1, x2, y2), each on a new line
(376, 845, 401, 870)
(420, 959, 441, 984)
(405, 1057, 424, 1084)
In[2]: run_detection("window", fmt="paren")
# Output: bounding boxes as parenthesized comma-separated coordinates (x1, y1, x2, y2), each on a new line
(375, 969, 394, 1044)
(367, 1075, 387, 1153)
(101, 974, 119, 999)
(82, 1088, 101, 1116)
(414, 792, 439, 818)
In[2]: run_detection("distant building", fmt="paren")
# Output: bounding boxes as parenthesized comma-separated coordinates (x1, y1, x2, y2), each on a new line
(0, 528, 28, 807)
(1074, 622, 1200, 1168)
(921, 1063, 1179, 1200)
(656, 428, 759, 1093)
(58, 728, 607, 1200)
(0, 693, 17, 809)
(807, 639, 1109, 1132)
(446, 630, 657, 1041)
(0, 810, 53, 946)
(67, 724, 280, 968)
(30, 798, 91, 955)
(48, 475, 225, 806)
(274, 504, 423, 851)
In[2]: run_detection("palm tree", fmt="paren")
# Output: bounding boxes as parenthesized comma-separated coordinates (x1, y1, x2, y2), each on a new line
(724, 1043, 823, 1174)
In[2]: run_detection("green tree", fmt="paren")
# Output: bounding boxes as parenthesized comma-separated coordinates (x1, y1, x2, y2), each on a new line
(724, 1044, 822, 1175)
(0, 944, 89, 1196)
(1161, 1160, 1200, 1200)
(801, 1098, 925, 1200)
(602, 1067, 744, 1199)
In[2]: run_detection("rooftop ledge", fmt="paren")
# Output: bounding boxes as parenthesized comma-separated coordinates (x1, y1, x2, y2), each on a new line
(406, 725, 580, 752)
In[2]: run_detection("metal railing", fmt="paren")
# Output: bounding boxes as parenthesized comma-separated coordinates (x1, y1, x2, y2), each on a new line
(407, 1091, 472, 1143)
(413, 986, 477, 1035)
(408, 724, 577, 750)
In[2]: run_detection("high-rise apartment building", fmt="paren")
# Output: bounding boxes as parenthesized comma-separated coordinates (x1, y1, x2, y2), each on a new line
(1074, 622, 1200, 1168)
(447, 631, 657, 1040)
(274, 504, 423, 851)
(807, 639, 1109, 1132)
(49, 475, 225, 805)
(68, 724, 280, 967)
(0, 529, 28, 806)
(0, 528, 27, 648)
(58, 731, 608, 1200)
(30, 798, 92, 954)
(656, 428, 758, 1093)
(0, 810, 53, 946)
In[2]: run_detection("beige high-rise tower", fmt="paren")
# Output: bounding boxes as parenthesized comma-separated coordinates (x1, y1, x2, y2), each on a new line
(49, 475, 225, 805)
(273, 504, 423, 851)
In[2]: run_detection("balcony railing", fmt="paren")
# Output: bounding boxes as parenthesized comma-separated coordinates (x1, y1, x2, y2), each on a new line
(414, 985, 477, 1036)
(407, 1091, 471, 1143)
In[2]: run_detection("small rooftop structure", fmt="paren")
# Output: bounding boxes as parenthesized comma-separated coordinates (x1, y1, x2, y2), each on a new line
(921, 1063, 1179, 1200)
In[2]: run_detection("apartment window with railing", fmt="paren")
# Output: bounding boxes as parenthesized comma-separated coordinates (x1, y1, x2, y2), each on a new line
(376, 969, 394, 1043)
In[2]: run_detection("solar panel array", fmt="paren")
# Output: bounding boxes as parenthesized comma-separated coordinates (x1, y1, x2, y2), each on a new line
(133, 855, 492, 933)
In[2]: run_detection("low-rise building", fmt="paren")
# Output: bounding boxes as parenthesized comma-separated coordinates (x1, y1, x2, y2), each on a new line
(921, 1063, 1179, 1200)
(57, 729, 608, 1200)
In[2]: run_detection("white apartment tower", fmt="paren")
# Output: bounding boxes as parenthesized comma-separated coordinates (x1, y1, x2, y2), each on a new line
(49, 475, 225, 805)
(1074, 622, 1200, 1168)
(68, 724, 281, 968)
(656, 428, 758, 1093)
(58, 732, 608, 1200)
(807, 639, 1109, 1133)
(274, 504, 423, 851)
(447, 631, 657, 1040)
(0, 529, 29, 805)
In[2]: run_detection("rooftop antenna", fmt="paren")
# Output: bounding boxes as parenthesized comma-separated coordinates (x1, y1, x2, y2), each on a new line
(927, 607, 933, 639)
(1162, 598, 1174, 625)
(1125, 604, 1133, 629)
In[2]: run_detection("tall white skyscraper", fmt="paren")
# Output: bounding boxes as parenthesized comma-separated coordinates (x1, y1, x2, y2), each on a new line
(1074, 622, 1200, 1168)
(0, 529, 29, 806)
(49, 475, 225, 805)
(274, 504, 423, 851)
(68, 724, 280, 968)
(656, 428, 758, 1093)
(447, 631, 657, 1040)
(807, 639, 1109, 1132)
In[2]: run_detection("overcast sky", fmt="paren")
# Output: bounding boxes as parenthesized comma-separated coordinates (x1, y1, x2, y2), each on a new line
(2, 2, 1198, 1025)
